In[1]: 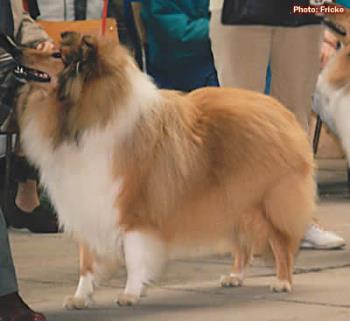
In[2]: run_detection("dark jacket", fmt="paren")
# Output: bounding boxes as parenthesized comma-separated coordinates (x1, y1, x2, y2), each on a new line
(222, 0, 322, 27)
(0, 0, 49, 127)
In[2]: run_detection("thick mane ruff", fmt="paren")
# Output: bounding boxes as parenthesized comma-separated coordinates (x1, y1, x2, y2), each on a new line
(55, 33, 133, 144)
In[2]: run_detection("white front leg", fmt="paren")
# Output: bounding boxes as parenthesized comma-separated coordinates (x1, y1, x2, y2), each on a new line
(116, 230, 167, 306)
(64, 272, 95, 309)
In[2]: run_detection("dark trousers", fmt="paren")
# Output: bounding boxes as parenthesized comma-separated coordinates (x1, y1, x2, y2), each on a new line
(0, 209, 18, 296)
(148, 57, 220, 92)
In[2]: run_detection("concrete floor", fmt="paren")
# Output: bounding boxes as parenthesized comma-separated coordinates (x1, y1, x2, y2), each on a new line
(9, 159, 350, 321)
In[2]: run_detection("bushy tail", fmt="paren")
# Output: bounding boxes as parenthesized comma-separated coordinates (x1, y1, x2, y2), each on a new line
(263, 171, 316, 254)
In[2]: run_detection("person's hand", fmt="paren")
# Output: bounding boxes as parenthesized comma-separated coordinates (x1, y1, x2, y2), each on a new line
(36, 41, 55, 52)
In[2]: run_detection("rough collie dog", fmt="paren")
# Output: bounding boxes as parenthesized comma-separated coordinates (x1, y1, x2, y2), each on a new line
(314, 9, 350, 158)
(16, 32, 315, 308)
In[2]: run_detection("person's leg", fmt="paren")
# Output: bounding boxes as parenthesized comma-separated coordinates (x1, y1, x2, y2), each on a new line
(270, 25, 323, 130)
(0, 209, 47, 320)
(0, 209, 18, 296)
(6, 155, 59, 234)
(12, 154, 40, 212)
(15, 180, 40, 213)
(148, 62, 217, 92)
(270, 26, 345, 250)
(265, 63, 272, 94)
(179, 63, 220, 92)
(203, 64, 220, 88)
(209, 9, 271, 92)
(147, 65, 174, 90)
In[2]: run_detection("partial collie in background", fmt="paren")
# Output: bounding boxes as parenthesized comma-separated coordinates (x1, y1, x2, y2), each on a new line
(314, 9, 350, 162)
(15, 32, 315, 308)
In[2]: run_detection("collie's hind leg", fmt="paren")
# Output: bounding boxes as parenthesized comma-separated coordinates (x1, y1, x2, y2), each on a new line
(116, 230, 167, 306)
(64, 243, 96, 310)
(221, 244, 251, 287)
(269, 231, 294, 293)
(264, 172, 314, 293)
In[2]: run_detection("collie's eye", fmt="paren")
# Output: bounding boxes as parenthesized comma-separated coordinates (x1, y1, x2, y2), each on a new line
(52, 52, 62, 59)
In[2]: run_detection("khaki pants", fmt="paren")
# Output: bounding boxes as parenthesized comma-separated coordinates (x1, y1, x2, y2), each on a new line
(210, 10, 323, 130)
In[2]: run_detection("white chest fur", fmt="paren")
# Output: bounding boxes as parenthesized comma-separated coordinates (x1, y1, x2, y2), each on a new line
(313, 71, 341, 134)
(22, 122, 124, 258)
(313, 57, 350, 161)
(20, 67, 161, 258)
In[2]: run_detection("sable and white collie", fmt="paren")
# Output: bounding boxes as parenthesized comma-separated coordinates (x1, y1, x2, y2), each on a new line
(314, 9, 350, 160)
(15, 32, 315, 308)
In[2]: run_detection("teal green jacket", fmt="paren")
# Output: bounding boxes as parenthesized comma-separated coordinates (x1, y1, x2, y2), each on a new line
(141, 0, 212, 71)
(337, 0, 350, 7)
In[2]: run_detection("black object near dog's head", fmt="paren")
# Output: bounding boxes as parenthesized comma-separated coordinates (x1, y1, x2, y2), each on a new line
(0, 33, 53, 127)
(0, 33, 22, 59)
(0, 34, 23, 126)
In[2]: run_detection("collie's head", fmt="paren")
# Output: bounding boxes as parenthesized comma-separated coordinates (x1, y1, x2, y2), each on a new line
(57, 31, 132, 108)
(323, 8, 350, 45)
(321, 9, 350, 89)
(18, 32, 135, 145)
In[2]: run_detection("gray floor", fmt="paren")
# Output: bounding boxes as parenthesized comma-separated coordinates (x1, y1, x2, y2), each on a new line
(10, 159, 350, 321)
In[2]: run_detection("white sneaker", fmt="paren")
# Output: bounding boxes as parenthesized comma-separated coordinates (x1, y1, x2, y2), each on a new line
(301, 224, 346, 250)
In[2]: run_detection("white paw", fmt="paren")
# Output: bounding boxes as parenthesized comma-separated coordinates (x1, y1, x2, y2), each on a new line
(270, 280, 292, 293)
(220, 273, 243, 288)
(115, 293, 140, 306)
(63, 295, 94, 310)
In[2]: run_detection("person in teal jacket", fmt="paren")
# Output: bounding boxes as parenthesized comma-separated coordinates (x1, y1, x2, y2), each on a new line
(141, 0, 219, 91)
(337, 0, 350, 6)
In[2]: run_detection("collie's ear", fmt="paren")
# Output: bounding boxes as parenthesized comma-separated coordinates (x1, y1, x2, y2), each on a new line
(56, 35, 98, 105)
(57, 32, 84, 104)
(61, 31, 81, 44)
(60, 31, 82, 65)
(80, 35, 98, 64)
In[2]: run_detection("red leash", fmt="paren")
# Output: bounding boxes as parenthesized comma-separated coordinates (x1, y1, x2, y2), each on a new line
(101, 0, 109, 35)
